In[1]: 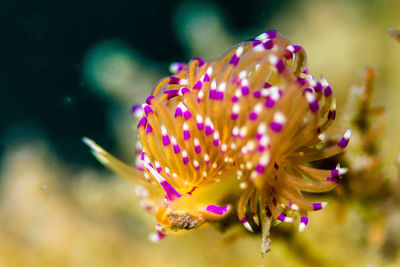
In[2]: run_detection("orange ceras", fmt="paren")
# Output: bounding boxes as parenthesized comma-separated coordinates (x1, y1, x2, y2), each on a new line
(84, 30, 350, 242)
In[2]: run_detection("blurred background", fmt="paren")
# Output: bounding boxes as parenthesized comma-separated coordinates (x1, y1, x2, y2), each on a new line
(2, 0, 400, 266)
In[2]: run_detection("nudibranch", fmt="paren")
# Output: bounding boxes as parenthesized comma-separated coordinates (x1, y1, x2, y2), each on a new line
(84, 30, 350, 242)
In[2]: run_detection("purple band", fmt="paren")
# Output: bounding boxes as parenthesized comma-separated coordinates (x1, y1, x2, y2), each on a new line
(270, 122, 283, 132)
(206, 204, 230, 216)
(300, 216, 308, 225)
(169, 76, 180, 84)
(193, 80, 202, 90)
(324, 86, 333, 97)
(146, 96, 154, 105)
(192, 57, 205, 66)
(229, 54, 240, 66)
(252, 40, 262, 47)
(137, 117, 147, 128)
(276, 60, 285, 73)
(338, 137, 349, 148)
(309, 101, 320, 113)
(162, 135, 170, 146)
(183, 130, 190, 140)
(277, 213, 286, 221)
(313, 203, 323, 210)
(263, 39, 274, 49)
(241, 86, 250, 95)
(160, 180, 181, 201)
(328, 110, 336, 120)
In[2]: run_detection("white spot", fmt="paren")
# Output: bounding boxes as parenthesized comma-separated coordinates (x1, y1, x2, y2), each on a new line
(193, 160, 199, 167)
(307, 76, 317, 87)
(149, 233, 160, 243)
(212, 163, 218, 169)
(198, 90, 204, 99)
(298, 223, 306, 232)
(261, 88, 272, 97)
(218, 82, 226, 92)
(239, 126, 247, 137)
(172, 173, 178, 178)
(221, 143, 227, 152)
(143, 155, 151, 164)
(240, 182, 247, 189)
(179, 79, 188, 85)
(194, 138, 200, 146)
(320, 77, 329, 87)
(213, 130, 220, 139)
(257, 123, 267, 134)
(234, 89, 242, 98)
(211, 80, 217, 90)
(182, 150, 188, 157)
(305, 92, 316, 103)
(205, 117, 213, 127)
(206, 66, 213, 76)
(253, 45, 265, 52)
(246, 140, 256, 151)
(284, 217, 293, 223)
(268, 55, 278, 65)
(178, 102, 188, 112)
(169, 62, 180, 73)
(260, 135, 269, 147)
(239, 70, 247, 79)
(236, 46, 244, 57)
(196, 115, 203, 124)
(203, 171, 207, 177)
(135, 141, 143, 150)
(273, 112, 286, 124)
(243, 221, 253, 232)
(255, 32, 268, 41)
(232, 103, 240, 114)
(246, 162, 253, 170)
(344, 129, 352, 139)
(232, 126, 239, 136)
(230, 143, 237, 150)
(254, 103, 263, 114)
(171, 136, 178, 145)
(183, 122, 189, 131)
(161, 125, 168, 135)
(259, 153, 270, 166)
(331, 99, 336, 110)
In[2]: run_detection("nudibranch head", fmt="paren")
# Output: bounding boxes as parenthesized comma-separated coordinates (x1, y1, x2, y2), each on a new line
(85, 30, 349, 242)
